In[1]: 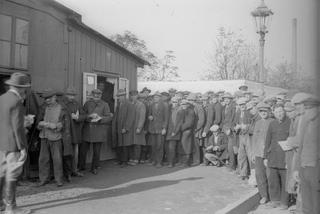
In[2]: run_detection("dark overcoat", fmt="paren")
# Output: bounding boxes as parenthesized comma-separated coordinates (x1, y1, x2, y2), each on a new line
(180, 106, 196, 155)
(0, 90, 27, 152)
(148, 101, 169, 134)
(130, 100, 147, 145)
(194, 103, 206, 139)
(82, 99, 113, 143)
(112, 100, 130, 147)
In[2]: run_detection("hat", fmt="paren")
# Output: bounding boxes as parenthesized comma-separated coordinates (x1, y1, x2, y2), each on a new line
(222, 92, 233, 99)
(65, 87, 77, 95)
(171, 96, 180, 103)
(236, 97, 247, 105)
(5, 72, 31, 88)
(234, 90, 244, 98)
(284, 102, 295, 112)
(117, 89, 126, 97)
(216, 90, 225, 95)
(161, 92, 170, 97)
(180, 99, 188, 105)
(41, 88, 57, 99)
(257, 102, 271, 111)
(243, 91, 252, 95)
(153, 91, 161, 97)
(292, 93, 320, 106)
(264, 96, 276, 103)
(129, 90, 139, 96)
(141, 87, 151, 93)
(92, 89, 102, 94)
(238, 85, 248, 91)
(200, 94, 209, 100)
(168, 88, 177, 93)
(187, 93, 197, 101)
(276, 94, 286, 100)
(246, 101, 255, 110)
(210, 124, 220, 132)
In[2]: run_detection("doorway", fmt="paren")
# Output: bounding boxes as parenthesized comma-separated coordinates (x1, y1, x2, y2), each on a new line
(97, 76, 116, 113)
(0, 74, 10, 96)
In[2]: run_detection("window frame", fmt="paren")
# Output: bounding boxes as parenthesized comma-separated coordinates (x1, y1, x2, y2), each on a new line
(0, 13, 29, 71)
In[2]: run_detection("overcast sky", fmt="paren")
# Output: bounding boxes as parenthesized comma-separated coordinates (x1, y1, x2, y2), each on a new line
(57, 0, 318, 80)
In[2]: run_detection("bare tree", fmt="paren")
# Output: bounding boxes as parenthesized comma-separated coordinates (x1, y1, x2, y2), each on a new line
(203, 27, 258, 81)
(112, 31, 179, 81)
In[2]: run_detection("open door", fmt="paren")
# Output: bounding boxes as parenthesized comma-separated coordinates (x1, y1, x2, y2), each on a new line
(119, 78, 129, 98)
(83, 72, 97, 104)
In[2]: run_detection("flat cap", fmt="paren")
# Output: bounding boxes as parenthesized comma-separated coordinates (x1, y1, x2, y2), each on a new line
(246, 101, 255, 110)
(129, 90, 139, 96)
(236, 97, 247, 105)
(238, 85, 248, 91)
(187, 93, 198, 101)
(168, 88, 177, 93)
(284, 102, 295, 112)
(41, 88, 57, 99)
(222, 92, 233, 99)
(257, 102, 271, 110)
(140, 87, 151, 93)
(65, 87, 77, 95)
(153, 91, 162, 97)
(161, 92, 170, 97)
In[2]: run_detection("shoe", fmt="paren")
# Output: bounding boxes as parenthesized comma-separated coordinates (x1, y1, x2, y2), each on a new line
(264, 201, 280, 209)
(72, 172, 84, 177)
(56, 182, 63, 187)
(91, 169, 98, 175)
(155, 163, 162, 168)
(259, 197, 268, 204)
(139, 160, 145, 164)
(278, 204, 288, 210)
(168, 164, 174, 168)
(37, 181, 49, 187)
(66, 175, 71, 183)
(128, 161, 137, 166)
(4, 207, 31, 214)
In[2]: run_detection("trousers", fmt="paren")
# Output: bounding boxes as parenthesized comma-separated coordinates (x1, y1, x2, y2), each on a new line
(267, 167, 288, 206)
(78, 142, 102, 171)
(237, 134, 250, 177)
(227, 135, 237, 170)
(39, 139, 63, 183)
(300, 166, 320, 214)
(150, 134, 164, 165)
(255, 157, 269, 199)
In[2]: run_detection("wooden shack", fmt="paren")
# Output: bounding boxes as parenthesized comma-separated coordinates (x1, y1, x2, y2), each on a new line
(0, 0, 148, 162)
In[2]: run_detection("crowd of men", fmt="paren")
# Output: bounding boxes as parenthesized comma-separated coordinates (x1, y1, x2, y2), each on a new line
(0, 72, 319, 214)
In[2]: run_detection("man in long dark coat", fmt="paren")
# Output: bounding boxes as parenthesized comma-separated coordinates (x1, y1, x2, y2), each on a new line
(148, 92, 168, 167)
(62, 87, 86, 178)
(179, 99, 196, 167)
(0, 72, 31, 214)
(80, 89, 113, 175)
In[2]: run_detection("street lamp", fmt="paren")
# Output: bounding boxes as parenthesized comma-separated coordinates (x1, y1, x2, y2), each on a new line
(251, 0, 273, 85)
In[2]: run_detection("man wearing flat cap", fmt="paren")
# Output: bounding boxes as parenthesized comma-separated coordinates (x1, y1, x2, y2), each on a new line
(291, 93, 320, 214)
(80, 89, 113, 175)
(251, 102, 273, 204)
(148, 91, 169, 167)
(37, 88, 71, 187)
(62, 87, 86, 178)
(0, 72, 31, 214)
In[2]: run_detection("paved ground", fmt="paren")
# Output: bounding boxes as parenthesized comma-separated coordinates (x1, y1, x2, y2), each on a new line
(250, 204, 294, 214)
(17, 161, 255, 214)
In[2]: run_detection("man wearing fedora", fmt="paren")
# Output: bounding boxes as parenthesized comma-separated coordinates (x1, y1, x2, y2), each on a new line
(37, 89, 71, 187)
(0, 72, 31, 214)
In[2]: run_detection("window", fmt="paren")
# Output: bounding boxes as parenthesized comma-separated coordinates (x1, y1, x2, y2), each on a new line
(0, 14, 29, 69)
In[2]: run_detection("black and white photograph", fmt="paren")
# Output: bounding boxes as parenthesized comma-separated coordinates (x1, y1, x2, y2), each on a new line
(0, 0, 319, 213)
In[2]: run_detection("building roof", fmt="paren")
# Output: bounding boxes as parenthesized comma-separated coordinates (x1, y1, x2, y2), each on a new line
(49, 0, 149, 67)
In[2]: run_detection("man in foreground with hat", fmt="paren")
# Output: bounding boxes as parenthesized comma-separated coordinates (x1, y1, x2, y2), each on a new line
(251, 102, 274, 205)
(62, 87, 86, 179)
(37, 88, 71, 187)
(291, 93, 320, 214)
(0, 72, 31, 214)
(80, 89, 113, 175)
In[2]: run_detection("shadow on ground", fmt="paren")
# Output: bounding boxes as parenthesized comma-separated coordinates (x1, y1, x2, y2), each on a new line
(17, 160, 195, 197)
(21, 177, 203, 212)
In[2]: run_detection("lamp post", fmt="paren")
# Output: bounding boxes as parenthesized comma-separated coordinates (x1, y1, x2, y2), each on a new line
(251, 0, 273, 86)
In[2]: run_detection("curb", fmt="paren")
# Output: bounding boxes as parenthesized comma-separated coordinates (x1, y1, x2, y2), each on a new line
(215, 189, 260, 214)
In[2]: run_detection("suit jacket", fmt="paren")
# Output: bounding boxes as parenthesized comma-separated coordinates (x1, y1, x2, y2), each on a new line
(0, 90, 27, 152)
(148, 101, 169, 134)
(203, 104, 214, 134)
(213, 102, 223, 126)
(166, 106, 184, 141)
(180, 106, 196, 154)
(112, 100, 130, 147)
(221, 103, 236, 131)
(233, 109, 251, 135)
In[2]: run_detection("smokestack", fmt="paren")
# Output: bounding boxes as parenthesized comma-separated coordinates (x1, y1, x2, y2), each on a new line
(292, 18, 297, 73)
